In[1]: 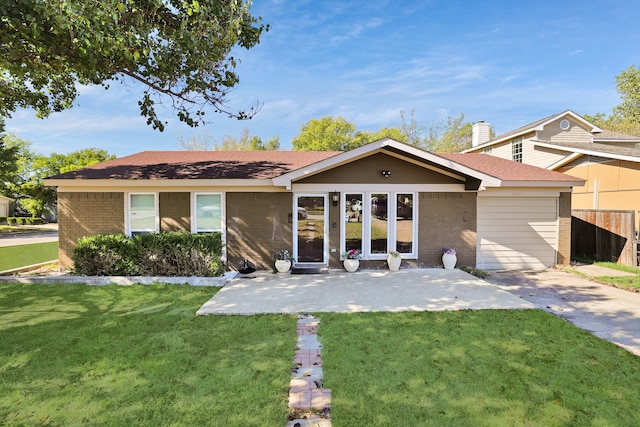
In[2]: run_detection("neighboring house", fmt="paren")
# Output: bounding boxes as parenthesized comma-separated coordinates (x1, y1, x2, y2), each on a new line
(0, 195, 13, 218)
(44, 139, 583, 271)
(464, 110, 640, 234)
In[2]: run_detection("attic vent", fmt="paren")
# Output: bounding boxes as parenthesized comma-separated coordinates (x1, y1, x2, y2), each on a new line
(559, 119, 570, 130)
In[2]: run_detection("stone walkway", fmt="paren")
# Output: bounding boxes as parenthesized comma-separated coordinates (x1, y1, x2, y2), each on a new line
(287, 314, 331, 427)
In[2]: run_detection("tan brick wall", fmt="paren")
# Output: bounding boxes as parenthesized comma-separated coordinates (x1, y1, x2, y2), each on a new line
(418, 192, 477, 267)
(226, 192, 293, 270)
(58, 192, 125, 269)
(160, 192, 190, 232)
(557, 192, 572, 265)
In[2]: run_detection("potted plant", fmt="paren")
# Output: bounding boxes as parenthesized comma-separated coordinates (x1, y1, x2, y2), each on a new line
(442, 248, 457, 270)
(342, 249, 361, 273)
(387, 250, 401, 271)
(273, 249, 292, 273)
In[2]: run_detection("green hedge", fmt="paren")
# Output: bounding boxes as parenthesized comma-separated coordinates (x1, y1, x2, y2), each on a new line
(73, 232, 223, 277)
(5, 217, 44, 225)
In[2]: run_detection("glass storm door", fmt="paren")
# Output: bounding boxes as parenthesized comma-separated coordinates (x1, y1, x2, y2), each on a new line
(295, 195, 327, 264)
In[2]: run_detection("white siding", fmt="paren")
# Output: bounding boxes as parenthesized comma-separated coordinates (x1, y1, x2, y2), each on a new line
(477, 197, 558, 270)
(540, 119, 592, 144)
(490, 141, 513, 160)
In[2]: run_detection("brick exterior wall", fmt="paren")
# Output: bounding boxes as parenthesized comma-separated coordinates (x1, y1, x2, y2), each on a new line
(418, 192, 477, 267)
(58, 192, 125, 269)
(557, 192, 572, 265)
(226, 192, 293, 270)
(160, 192, 190, 232)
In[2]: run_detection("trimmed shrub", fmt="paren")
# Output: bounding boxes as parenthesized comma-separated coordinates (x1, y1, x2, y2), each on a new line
(72, 232, 223, 277)
(0, 216, 6, 224)
(134, 232, 223, 277)
(73, 234, 139, 276)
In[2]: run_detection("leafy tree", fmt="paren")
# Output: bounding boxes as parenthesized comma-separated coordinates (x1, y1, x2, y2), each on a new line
(584, 65, 640, 136)
(0, 121, 21, 196)
(178, 128, 280, 150)
(0, 0, 268, 130)
(292, 116, 360, 151)
(424, 114, 474, 153)
(614, 65, 640, 124)
(353, 127, 409, 146)
(399, 109, 426, 146)
(7, 146, 115, 218)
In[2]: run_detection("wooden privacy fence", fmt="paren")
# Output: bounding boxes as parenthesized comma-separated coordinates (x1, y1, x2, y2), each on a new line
(572, 210, 636, 266)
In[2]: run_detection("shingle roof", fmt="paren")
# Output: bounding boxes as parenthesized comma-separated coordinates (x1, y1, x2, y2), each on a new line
(536, 139, 640, 160)
(48, 151, 342, 180)
(438, 153, 583, 183)
(593, 129, 640, 142)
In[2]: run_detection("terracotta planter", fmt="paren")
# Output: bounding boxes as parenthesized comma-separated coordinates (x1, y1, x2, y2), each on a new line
(343, 259, 359, 273)
(387, 255, 401, 271)
(275, 259, 291, 273)
(442, 253, 457, 270)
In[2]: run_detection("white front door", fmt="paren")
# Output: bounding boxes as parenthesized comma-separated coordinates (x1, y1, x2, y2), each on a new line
(294, 194, 328, 265)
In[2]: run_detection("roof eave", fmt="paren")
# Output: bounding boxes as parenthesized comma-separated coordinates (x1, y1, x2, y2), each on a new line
(44, 178, 275, 188)
(532, 141, 640, 162)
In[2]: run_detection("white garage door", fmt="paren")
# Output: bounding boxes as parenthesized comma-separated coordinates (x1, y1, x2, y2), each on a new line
(477, 197, 558, 270)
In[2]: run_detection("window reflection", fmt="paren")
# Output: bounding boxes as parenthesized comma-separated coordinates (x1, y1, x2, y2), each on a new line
(396, 193, 413, 253)
(344, 194, 363, 253)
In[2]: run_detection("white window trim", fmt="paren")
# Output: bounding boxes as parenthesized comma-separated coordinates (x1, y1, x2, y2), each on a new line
(293, 193, 329, 265)
(511, 137, 523, 163)
(126, 192, 159, 236)
(191, 192, 225, 234)
(340, 191, 418, 260)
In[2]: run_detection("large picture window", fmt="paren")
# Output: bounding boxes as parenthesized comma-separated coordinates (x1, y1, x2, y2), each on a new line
(341, 191, 417, 259)
(194, 193, 223, 233)
(129, 193, 157, 235)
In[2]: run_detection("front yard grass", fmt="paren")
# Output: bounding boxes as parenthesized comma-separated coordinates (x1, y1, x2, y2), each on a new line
(4, 284, 640, 426)
(0, 241, 58, 271)
(0, 284, 295, 426)
(566, 261, 640, 292)
(320, 311, 640, 426)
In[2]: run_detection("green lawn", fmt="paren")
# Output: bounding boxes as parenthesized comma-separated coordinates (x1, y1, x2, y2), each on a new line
(566, 261, 640, 291)
(0, 241, 59, 271)
(0, 284, 295, 426)
(320, 311, 640, 426)
(3, 285, 640, 426)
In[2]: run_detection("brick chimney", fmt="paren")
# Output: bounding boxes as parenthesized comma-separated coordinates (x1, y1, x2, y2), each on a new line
(472, 121, 491, 147)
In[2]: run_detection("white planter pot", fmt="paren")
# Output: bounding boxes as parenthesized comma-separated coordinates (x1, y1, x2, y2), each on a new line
(442, 253, 457, 270)
(274, 259, 291, 273)
(387, 255, 401, 271)
(343, 259, 360, 273)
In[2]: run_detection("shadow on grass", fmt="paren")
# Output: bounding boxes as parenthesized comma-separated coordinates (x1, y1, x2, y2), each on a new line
(320, 310, 640, 426)
(0, 284, 296, 426)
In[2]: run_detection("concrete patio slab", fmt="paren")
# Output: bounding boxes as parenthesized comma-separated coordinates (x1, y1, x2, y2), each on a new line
(196, 268, 534, 315)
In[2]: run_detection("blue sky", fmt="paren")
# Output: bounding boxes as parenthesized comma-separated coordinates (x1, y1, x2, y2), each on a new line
(6, 0, 640, 157)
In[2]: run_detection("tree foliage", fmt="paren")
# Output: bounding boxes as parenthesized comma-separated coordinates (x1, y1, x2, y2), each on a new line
(0, 0, 268, 130)
(424, 114, 474, 153)
(0, 121, 20, 195)
(292, 116, 360, 151)
(584, 65, 640, 136)
(291, 113, 472, 152)
(178, 128, 280, 150)
(5, 143, 115, 218)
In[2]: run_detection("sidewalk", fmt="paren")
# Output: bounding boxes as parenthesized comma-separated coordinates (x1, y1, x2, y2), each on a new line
(0, 224, 58, 247)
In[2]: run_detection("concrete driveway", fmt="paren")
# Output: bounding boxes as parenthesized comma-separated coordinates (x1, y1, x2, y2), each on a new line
(196, 268, 534, 315)
(486, 268, 640, 356)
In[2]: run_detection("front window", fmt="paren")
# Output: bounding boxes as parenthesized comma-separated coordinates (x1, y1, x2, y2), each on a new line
(511, 137, 523, 163)
(341, 192, 417, 259)
(194, 193, 223, 232)
(129, 193, 157, 235)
